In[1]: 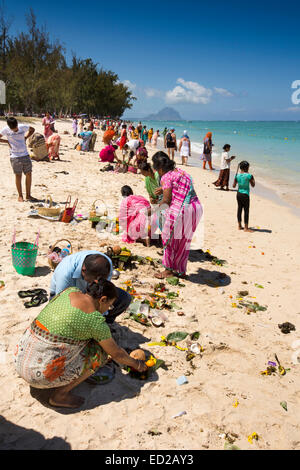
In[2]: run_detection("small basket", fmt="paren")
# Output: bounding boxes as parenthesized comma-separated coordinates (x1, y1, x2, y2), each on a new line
(38, 195, 61, 217)
(61, 196, 78, 224)
(11, 230, 39, 276)
(48, 239, 73, 270)
(90, 199, 108, 218)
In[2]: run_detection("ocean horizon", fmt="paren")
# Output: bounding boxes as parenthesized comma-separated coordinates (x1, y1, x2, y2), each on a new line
(129, 119, 300, 209)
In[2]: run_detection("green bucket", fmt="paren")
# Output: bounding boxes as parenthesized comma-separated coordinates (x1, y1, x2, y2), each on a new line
(11, 231, 39, 276)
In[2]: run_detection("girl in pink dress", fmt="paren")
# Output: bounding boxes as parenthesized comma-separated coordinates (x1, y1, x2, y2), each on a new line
(119, 186, 154, 247)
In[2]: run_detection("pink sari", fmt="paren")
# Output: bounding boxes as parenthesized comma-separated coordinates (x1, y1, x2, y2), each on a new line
(161, 169, 202, 275)
(119, 195, 151, 243)
(47, 134, 61, 160)
(42, 117, 53, 142)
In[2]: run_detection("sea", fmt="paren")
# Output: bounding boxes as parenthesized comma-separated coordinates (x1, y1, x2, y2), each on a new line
(134, 120, 300, 210)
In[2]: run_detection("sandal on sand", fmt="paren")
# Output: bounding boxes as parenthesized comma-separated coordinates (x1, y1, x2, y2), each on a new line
(24, 293, 48, 309)
(86, 364, 116, 385)
(18, 289, 47, 299)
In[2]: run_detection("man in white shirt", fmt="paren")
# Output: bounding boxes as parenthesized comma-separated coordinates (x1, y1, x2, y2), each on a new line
(0, 117, 37, 202)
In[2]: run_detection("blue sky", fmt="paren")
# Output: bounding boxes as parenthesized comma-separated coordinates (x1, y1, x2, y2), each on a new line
(4, 0, 300, 120)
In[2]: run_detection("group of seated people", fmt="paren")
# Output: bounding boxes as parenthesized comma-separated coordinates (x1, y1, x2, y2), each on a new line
(28, 132, 61, 162)
(99, 130, 149, 174)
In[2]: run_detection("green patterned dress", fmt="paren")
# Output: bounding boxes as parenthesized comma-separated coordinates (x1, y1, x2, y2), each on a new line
(15, 288, 111, 389)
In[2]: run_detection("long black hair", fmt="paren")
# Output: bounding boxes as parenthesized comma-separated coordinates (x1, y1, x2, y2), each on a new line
(152, 151, 175, 173)
(86, 278, 117, 300)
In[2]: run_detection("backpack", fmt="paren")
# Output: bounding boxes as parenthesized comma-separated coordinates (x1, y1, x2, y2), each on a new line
(166, 132, 172, 143)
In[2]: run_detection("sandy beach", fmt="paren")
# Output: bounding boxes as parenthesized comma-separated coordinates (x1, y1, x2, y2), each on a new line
(0, 118, 299, 450)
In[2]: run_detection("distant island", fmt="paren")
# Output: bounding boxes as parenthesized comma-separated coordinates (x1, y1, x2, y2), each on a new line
(144, 107, 182, 121)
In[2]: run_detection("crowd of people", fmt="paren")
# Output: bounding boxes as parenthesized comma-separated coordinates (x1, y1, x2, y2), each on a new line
(0, 113, 256, 409)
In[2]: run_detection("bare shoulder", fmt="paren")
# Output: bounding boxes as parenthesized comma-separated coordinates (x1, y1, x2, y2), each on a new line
(69, 291, 96, 313)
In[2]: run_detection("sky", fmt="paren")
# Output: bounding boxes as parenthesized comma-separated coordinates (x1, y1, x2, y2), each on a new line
(3, 0, 300, 120)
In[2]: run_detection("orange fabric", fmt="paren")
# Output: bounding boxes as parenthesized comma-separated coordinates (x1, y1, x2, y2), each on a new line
(204, 132, 212, 140)
(35, 320, 49, 333)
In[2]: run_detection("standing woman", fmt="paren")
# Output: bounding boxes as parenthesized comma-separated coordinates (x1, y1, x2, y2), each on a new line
(72, 117, 78, 137)
(201, 132, 214, 170)
(142, 126, 148, 146)
(42, 112, 53, 142)
(79, 117, 84, 134)
(119, 124, 128, 150)
(152, 130, 160, 148)
(178, 131, 191, 166)
(148, 128, 153, 144)
(152, 152, 203, 279)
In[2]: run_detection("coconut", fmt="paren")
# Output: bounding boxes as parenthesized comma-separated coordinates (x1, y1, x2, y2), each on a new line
(113, 245, 122, 255)
(130, 349, 146, 361)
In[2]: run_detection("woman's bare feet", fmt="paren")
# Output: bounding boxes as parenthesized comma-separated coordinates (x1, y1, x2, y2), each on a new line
(244, 228, 254, 233)
(18, 196, 24, 202)
(49, 390, 85, 409)
(238, 224, 243, 230)
(155, 270, 173, 279)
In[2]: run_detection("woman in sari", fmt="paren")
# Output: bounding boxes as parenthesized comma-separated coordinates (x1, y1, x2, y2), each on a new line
(152, 152, 203, 278)
(119, 186, 154, 247)
(15, 279, 147, 409)
(119, 125, 128, 150)
(42, 112, 53, 142)
(47, 133, 61, 161)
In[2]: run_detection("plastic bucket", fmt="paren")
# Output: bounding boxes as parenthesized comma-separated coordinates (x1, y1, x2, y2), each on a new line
(11, 230, 39, 276)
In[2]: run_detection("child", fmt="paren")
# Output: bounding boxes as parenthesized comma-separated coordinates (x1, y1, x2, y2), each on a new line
(233, 161, 255, 232)
(0, 117, 37, 202)
(213, 144, 235, 190)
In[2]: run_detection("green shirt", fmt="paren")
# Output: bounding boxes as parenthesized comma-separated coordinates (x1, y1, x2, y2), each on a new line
(145, 172, 160, 200)
(235, 173, 253, 195)
(37, 287, 112, 343)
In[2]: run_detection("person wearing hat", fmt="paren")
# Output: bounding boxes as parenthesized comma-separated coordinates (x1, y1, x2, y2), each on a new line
(165, 129, 177, 160)
(178, 130, 191, 166)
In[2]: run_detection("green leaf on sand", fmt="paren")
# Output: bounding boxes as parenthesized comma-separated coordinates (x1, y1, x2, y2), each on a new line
(280, 401, 288, 412)
(166, 331, 188, 343)
(190, 331, 200, 341)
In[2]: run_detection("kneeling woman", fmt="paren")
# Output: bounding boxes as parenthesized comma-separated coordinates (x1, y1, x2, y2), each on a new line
(119, 185, 156, 247)
(15, 280, 147, 409)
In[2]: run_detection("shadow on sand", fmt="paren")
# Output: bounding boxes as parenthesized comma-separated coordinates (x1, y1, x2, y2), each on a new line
(0, 416, 71, 450)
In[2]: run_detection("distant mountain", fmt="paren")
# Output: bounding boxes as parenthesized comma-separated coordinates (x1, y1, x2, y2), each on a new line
(144, 107, 182, 121)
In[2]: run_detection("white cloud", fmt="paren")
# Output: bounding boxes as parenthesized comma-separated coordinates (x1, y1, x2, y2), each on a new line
(145, 88, 162, 98)
(122, 80, 136, 91)
(166, 78, 213, 105)
(214, 87, 234, 97)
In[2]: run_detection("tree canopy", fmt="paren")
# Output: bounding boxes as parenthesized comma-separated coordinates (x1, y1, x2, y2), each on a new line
(0, 7, 135, 117)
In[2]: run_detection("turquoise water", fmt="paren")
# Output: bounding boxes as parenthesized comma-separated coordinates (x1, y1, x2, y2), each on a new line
(138, 120, 300, 188)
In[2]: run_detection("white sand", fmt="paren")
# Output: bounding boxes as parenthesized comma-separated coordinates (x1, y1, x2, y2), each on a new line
(0, 119, 299, 450)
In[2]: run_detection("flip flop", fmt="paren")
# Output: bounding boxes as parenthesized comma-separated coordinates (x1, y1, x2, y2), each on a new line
(24, 293, 48, 309)
(18, 289, 47, 299)
(86, 364, 116, 385)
